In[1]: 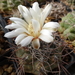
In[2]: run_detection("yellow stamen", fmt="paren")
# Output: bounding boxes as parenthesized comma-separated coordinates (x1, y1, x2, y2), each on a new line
(28, 24, 34, 37)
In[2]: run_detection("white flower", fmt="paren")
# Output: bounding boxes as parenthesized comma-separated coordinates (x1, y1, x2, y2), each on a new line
(4, 2, 60, 49)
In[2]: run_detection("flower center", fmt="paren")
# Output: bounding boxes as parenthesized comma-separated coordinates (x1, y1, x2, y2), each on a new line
(28, 24, 35, 37)
(27, 23, 40, 38)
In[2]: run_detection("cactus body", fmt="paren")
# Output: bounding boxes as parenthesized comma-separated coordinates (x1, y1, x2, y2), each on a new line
(59, 12, 75, 46)
(0, 0, 22, 11)
(16, 48, 59, 75)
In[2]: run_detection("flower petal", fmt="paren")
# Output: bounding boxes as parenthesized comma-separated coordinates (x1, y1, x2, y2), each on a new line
(10, 17, 27, 24)
(10, 17, 28, 28)
(18, 5, 24, 15)
(14, 28, 29, 34)
(20, 36, 34, 47)
(41, 4, 52, 26)
(18, 5, 32, 24)
(32, 2, 41, 15)
(5, 24, 13, 29)
(29, 8, 39, 21)
(14, 21, 27, 29)
(39, 34, 53, 43)
(4, 28, 29, 38)
(40, 29, 52, 35)
(4, 31, 18, 38)
(5, 23, 23, 29)
(15, 34, 27, 45)
(32, 19, 40, 34)
(18, 5, 31, 17)
(32, 39, 40, 49)
(43, 22, 60, 29)
(23, 13, 31, 23)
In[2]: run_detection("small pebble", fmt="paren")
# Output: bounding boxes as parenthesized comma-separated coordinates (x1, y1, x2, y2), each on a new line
(3, 65, 8, 70)
(6, 66, 13, 73)
(0, 67, 3, 75)
(11, 72, 16, 75)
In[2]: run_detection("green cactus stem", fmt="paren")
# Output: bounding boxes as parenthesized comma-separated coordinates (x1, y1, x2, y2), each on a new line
(67, 0, 75, 6)
(58, 11, 75, 46)
(15, 38, 66, 75)
(0, 0, 22, 11)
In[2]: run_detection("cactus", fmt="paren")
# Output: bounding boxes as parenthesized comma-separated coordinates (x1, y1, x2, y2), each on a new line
(67, 0, 75, 6)
(14, 36, 71, 75)
(58, 11, 75, 46)
(63, 26, 75, 40)
(0, 0, 22, 11)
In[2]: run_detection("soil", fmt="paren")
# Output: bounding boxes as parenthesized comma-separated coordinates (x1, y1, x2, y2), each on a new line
(0, 28, 9, 56)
